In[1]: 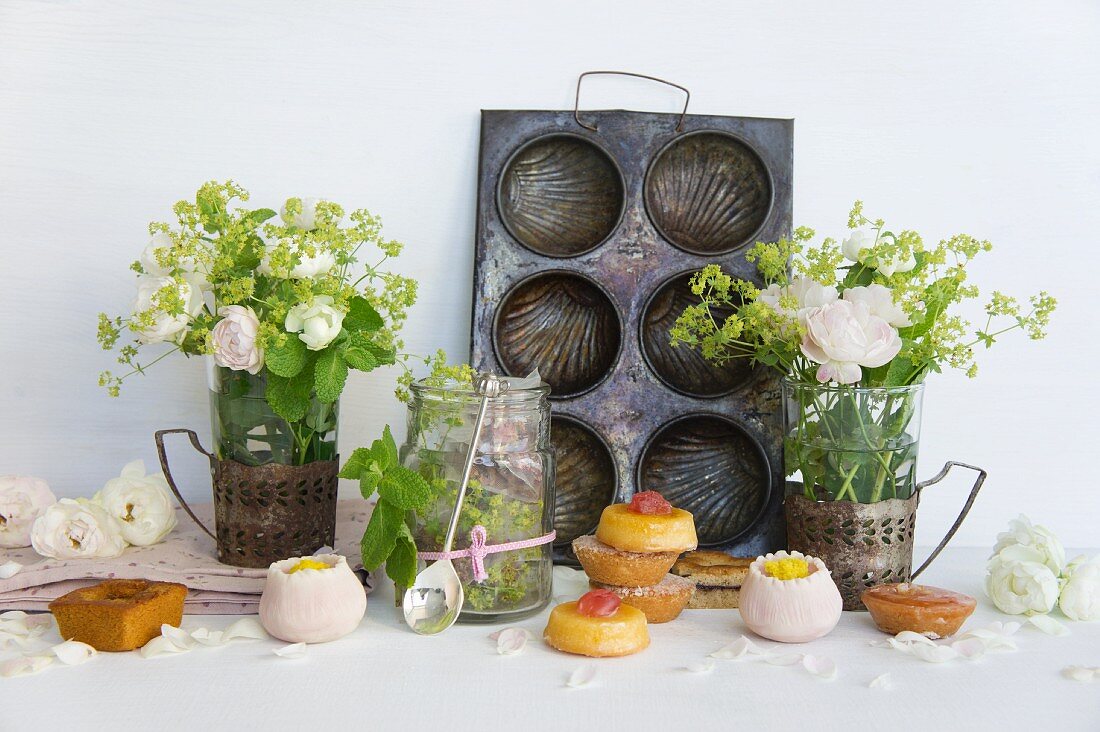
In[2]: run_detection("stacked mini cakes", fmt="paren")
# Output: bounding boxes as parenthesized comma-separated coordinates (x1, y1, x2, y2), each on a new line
(572, 492, 698, 623)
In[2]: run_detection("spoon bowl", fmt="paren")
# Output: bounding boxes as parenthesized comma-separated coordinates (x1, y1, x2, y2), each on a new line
(402, 558, 464, 636)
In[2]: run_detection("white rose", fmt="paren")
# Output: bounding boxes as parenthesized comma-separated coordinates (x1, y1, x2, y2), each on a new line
(758, 276, 839, 320)
(93, 459, 178, 546)
(30, 499, 127, 560)
(992, 514, 1065, 575)
(985, 545, 1060, 615)
(280, 197, 322, 231)
(842, 284, 911, 328)
(285, 296, 345, 351)
(212, 305, 264, 374)
(842, 228, 916, 277)
(257, 240, 336, 279)
(1059, 556, 1100, 621)
(800, 300, 902, 384)
(0, 475, 56, 548)
(131, 274, 204, 345)
(140, 232, 212, 289)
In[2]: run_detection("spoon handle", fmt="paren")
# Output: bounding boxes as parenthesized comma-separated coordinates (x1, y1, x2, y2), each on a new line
(441, 373, 507, 554)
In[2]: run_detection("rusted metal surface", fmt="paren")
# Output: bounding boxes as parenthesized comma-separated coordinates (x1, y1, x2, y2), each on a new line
(155, 428, 338, 568)
(471, 106, 794, 561)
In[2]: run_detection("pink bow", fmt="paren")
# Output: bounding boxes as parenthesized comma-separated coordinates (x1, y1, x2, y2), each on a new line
(468, 525, 489, 582)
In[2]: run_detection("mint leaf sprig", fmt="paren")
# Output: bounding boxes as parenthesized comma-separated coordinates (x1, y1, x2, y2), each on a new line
(338, 425, 430, 588)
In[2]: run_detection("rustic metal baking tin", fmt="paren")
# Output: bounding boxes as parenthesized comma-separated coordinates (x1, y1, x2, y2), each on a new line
(471, 109, 793, 562)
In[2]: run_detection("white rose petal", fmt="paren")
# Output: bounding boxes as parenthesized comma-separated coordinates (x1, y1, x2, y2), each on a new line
(765, 653, 805, 666)
(189, 627, 226, 646)
(842, 228, 915, 276)
(94, 459, 177, 546)
(285, 295, 346, 351)
(139, 636, 192, 659)
(222, 617, 268, 641)
(993, 515, 1066, 574)
(0, 560, 22, 579)
(800, 300, 902, 385)
(130, 274, 204, 345)
(30, 498, 127, 560)
(494, 627, 531, 655)
(1062, 666, 1099, 682)
(0, 655, 53, 677)
(51, 640, 96, 666)
(1026, 614, 1069, 636)
(843, 284, 911, 327)
(908, 643, 960, 664)
(0, 475, 56, 548)
(802, 654, 838, 680)
(893, 631, 938, 646)
(1059, 555, 1100, 621)
(710, 635, 765, 660)
(566, 664, 597, 688)
(684, 659, 716, 674)
(273, 642, 308, 659)
(869, 672, 894, 690)
(757, 276, 839, 321)
(950, 638, 987, 660)
(280, 197, 323, 231)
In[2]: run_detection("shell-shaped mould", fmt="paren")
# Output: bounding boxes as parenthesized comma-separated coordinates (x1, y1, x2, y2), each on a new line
(644, 131, 773, 255)
(550, 415, 617, 547)
(641, 271, 756, 397)
(638, 414, 771, 545)
(497, 134, 625, 257)
(493, 271, 622, 398)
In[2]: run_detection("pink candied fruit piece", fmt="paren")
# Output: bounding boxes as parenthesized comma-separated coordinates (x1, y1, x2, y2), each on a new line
(629, 491, 672, 515)
(576, 589, 621, 617)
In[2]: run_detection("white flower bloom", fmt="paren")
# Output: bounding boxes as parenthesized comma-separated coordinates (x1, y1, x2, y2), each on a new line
(800, 300, 902, 384)
(758, 277, 839, 320)
(280, 197, 322, 231)
(1059, 555, 1100, 621)
(992, 514, 1065, 574)
(257, 239, 336, 280)
(211, 305, 264, 374)
(841, 228, 916, 277)
(0, 475, 56, 548)
(285, 295, 345, 351)
(93, 459, 177, 546)
(985, 547, 1060, 615)
(140, 232, 212, 289)
(842, 284, 911, 328)
(30, 498, 127, 560)
(131, 274, 204, 345)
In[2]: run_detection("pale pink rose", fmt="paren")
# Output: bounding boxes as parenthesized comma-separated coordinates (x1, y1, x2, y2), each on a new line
(843, 284, 911, 327)
(0, 476, 56, 548)
(758, 277, 839, 320)
(800, 300, 902, 384)
(212, 305, 264, 374)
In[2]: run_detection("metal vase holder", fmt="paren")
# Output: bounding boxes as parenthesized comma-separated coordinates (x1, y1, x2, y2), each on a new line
(154, 428, 339, 569)
(785, 461, 987, 611)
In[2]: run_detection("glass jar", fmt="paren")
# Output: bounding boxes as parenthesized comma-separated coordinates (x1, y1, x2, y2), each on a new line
(782, 379, 923, 503)
(401, 377, 554, 623)
(207, 358, 338, 466)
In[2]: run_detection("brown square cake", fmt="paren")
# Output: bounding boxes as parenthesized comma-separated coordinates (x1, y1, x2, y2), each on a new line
(49, 579, 188, 652)
(671, 551, 753, 609)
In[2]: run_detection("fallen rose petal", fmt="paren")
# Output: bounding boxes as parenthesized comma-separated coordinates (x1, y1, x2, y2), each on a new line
(765, 653, 804, 666)
(273, 643, 307, 659)
(1062, 666, 1098, 682)
(51, 640, 96, 666)
(489, 627, 533, 642)
(566, 665, 597, 688)
(869, 672, 893, 690)
(139, 635, 193, 658)
(684, 659, 716, 673)
(802, 655, 837, 680)
(159, 623, 195, 650)
(0, 561, 22, 579)
(710, 636, 765, 660)
(950, 638, 987, 660)
(956, 625, 1020, 651)
(893, 631, 938, 646)
(1027, 615, 1069, 637)
(908, 643, 959, 663)
(222, 617, 267, 641)
(0, 655, 53, 677)
(189, 628, 226, 646)
(495, 627, 530, 655)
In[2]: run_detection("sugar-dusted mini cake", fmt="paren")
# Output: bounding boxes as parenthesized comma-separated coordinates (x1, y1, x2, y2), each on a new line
(572, 535, 679, 587)
(595, 492, 698, 554)
(862, 583, 976, 638)
(589, 574, 695, 623)
(49, 579, 188, 652)
(544, 589, 649, 657)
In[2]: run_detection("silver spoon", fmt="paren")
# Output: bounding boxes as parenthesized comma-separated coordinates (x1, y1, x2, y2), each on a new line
(402, 373, 507, 635)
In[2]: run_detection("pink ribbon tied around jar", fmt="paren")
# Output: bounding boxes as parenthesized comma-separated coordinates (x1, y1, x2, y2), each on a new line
(417, 525, 556, 582)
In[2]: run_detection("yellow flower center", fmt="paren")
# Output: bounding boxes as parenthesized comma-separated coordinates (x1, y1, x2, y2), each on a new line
(288, 558, 332, 573)
(764, 558, 810, 580)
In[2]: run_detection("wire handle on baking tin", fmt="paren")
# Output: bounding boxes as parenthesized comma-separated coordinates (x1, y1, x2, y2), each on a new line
(574, 71, 691, 133)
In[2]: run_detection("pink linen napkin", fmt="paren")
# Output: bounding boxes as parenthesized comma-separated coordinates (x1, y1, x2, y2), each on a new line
(0, 500, 373, 615)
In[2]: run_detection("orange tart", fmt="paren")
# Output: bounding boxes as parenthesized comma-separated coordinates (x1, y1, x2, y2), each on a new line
(544, 589, 650, 657)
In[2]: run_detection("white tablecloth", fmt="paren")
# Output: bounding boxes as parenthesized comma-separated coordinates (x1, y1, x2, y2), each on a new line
(4, 547, 1098, 732)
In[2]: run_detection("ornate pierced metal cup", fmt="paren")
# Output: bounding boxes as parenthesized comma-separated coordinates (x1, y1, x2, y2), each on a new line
(154, 429, 339, 568)
(785, 461, 986, 610)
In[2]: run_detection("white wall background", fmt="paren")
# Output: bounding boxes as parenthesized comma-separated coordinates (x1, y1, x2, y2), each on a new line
(1, 0, 1097, 548)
